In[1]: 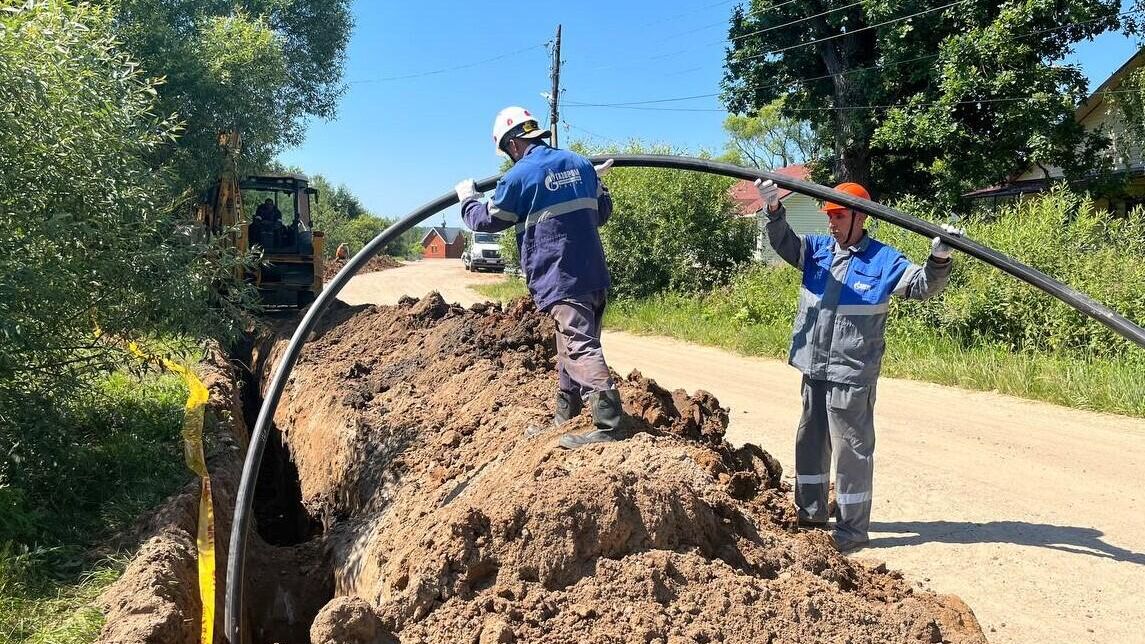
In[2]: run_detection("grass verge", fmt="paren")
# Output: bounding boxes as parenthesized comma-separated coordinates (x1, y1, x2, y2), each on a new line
(1, 370, 189, 642)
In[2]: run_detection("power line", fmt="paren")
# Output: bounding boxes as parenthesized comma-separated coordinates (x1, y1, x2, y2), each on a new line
(726, 0, 865, 46)
(784, 88, 1144, 112)
(565, 93, 719, 107)
(563, 88, 1143, 114)
(350, 42, 547, 83)
(564, 103, 725, 112)
(583, 0, 740, 46)
(562, 9, 1140, 108)
(737, 0, 972, 62)
(636, 0, 741, 30)
(577, 0, 963, 76)
(564, 122, 624, 146)
(572, 0, 806, 73)
(736, 9, 1141, 97)
(655, 0, 805, 42)
(609, 0, 866, 60)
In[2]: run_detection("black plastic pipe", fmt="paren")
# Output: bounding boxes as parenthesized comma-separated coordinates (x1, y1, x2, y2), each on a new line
(603, 156, 1145, 348)
(224, 154, 1145, 642)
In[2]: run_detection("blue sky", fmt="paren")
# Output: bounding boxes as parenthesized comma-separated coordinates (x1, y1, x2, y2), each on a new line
(279, 0, 1141, 227)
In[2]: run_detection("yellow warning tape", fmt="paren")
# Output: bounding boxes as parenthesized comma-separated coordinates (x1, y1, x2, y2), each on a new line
(127, 342, 216, 644)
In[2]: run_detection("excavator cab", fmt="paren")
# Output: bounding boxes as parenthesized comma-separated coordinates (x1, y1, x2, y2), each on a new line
(241, 174, 325, 307)
(194, 131, 325, 309)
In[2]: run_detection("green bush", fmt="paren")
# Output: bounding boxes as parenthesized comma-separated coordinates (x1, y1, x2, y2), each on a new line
(308, 174, 426, 259)
(713, 263, 801, 327)
(566, 142, 757, 298)
(1, 372, 186, 552)
(0, 4, 215, 609)
(110, 0, 351, 190)
(330, 216, 389, 254)
(0, 1, 246, 408)
(499, 228, 520, 270)
(878, 188, 1145, 357)
(0, 367, 187, 641)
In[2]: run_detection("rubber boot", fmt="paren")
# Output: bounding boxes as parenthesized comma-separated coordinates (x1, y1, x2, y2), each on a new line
(558, 389, 624, 449)
(525, 390, 582, 437)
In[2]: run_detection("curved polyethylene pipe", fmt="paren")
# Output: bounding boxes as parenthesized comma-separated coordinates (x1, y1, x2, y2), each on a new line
(224, 154, 1145, 642)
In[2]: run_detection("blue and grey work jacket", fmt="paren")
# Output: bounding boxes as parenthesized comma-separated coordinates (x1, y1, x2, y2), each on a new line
(462, 144, 612, 311)
(766, 206, 952, 385)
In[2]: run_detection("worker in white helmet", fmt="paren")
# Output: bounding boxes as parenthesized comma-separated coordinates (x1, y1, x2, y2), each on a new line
(455, 106, 622, 449)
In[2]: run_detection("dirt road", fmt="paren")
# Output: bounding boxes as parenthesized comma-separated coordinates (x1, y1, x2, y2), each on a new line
(339, 259, 1145, 644)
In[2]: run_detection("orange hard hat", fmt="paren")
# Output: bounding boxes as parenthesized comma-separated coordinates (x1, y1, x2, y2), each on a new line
(821, 182, 871, 212)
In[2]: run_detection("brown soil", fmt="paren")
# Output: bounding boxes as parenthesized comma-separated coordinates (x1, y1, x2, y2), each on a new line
(324, 254, 402, 281)
(261, 293, 987, 644)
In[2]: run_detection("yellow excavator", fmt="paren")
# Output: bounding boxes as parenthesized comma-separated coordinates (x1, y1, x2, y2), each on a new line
(195, 131, 325, 308)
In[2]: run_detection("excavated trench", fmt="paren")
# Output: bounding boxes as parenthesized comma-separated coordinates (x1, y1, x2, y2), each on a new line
(245, 293, 987, 643)
(239, 340, 322, 548)
(237, 338, 337, 643)
(252, 427, 323, 546)
(98, 292, 988, 643)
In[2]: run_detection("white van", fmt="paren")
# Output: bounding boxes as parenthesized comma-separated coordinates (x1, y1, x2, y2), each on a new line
(463, 232, 505, 272)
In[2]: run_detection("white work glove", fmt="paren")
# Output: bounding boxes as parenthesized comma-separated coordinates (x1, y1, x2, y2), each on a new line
(593, 158, 614, 176)
(454, 178, 483, 202)
(930, 223, 964, 260)
(753, 178, 781, 212)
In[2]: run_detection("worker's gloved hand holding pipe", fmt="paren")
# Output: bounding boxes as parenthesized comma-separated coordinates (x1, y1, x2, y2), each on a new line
(930, 223, 964, 260)
(755, 178, 781, 212)
(455, 179, 483, 203)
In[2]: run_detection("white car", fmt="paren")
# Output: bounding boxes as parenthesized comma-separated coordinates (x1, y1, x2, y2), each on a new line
(463, 232, 505, 272)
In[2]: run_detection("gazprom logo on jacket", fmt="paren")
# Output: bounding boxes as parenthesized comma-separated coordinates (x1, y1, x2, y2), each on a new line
(544, 168, 583, 191)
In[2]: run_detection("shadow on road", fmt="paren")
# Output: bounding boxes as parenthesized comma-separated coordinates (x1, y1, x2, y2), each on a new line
(869, 520, 1145, 565)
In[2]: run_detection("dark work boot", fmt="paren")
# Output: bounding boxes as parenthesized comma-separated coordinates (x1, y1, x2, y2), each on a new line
(554, 390, 582, 424)
(525, 391, 583, 437)
(558, 388, 624, 449)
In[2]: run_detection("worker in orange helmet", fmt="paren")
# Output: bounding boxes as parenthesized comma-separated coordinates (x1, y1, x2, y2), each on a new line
(756, 178, 963, 553)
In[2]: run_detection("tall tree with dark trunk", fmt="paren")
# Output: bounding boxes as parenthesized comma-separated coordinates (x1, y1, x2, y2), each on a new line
(722, 0, 1136, 203)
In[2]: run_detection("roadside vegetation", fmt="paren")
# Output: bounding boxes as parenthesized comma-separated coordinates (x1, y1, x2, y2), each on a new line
(0, 0, 352, 636)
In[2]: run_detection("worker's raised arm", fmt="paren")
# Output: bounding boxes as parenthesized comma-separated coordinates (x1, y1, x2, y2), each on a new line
(457, 177, 519, 234)
(757, 179, 804, 269)
(891, 224, 963, 300)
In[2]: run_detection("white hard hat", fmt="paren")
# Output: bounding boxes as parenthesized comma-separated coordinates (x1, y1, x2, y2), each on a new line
(492, 106, 551, 157)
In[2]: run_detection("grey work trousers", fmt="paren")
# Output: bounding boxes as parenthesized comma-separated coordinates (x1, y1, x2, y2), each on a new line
(550, 289, 613, 399)
(795, 376, 877, 542)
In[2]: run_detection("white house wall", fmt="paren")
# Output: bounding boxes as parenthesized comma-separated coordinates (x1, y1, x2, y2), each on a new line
(1015, 75, 1144, 181)
(757, 193, 829, 263)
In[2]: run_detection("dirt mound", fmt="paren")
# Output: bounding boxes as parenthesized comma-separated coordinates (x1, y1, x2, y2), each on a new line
(256, 293, 986, 643)
(311, 596, 397, 644)
(324, 254, 402, 280)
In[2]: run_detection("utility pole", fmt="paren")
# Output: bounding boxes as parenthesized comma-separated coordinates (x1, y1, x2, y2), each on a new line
(549, 24, 562, 148)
